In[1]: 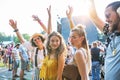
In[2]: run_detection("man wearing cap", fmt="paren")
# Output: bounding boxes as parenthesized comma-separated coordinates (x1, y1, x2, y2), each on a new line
(12, 43, 20, 79)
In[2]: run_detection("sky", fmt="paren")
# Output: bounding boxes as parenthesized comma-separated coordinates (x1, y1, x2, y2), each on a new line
(0, 0, 118, 36)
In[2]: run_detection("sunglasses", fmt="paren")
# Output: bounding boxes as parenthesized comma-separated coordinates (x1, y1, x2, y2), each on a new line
(33, 37, 41, 42)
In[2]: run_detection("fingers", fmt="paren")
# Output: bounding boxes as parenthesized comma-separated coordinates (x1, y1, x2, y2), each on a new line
(9, 19, 14, 26)
(66, 6, 73, 19)
(9, 19, 17, 29)
(32, 15, 39, 21)
(47, 5, 51, 17)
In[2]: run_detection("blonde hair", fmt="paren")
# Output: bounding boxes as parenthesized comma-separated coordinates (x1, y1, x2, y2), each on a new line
(71, 24, 91, 73)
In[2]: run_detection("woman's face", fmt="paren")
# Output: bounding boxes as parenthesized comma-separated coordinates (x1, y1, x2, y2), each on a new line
(49, 35, 61, 50)
(33, 36, 43, 46)
(69, 31, 82, 48)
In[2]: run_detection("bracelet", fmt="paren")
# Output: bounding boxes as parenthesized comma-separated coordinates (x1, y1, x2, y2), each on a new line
(14, 29, 19, 32)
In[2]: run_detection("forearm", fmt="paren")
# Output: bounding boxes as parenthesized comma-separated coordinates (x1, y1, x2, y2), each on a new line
(48, 16, 52, 34)
(13, 28, 25, 43)
(68, 18, 75, 29)
(38, 20, 48, 33)
(89, 0, 105, 32)
(57, 54, 65, 80)
(91, 17, 105, 32)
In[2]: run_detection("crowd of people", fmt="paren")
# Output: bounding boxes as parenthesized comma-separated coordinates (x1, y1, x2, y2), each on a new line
(0, 0, 120, 80)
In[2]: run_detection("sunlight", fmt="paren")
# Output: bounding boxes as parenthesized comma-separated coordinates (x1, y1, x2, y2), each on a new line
(70, 0, 89, 16)
(0, 0, 116, 35)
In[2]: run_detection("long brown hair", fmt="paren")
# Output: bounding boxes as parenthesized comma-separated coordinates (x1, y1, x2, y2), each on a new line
(46, 31, 67, 59)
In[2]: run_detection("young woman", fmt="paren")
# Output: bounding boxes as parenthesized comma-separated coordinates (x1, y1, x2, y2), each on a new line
(69, 25, 91, 80)
(9, 5, 52, 80)
(66, 6, 91, 80)
(40, 31, 67, 80)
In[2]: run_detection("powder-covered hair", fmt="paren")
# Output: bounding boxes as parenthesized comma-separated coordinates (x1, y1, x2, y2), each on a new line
(46, 31, 67, 59)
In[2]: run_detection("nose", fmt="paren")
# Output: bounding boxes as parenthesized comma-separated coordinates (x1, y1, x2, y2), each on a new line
(106, 20, 109, 24)
(69, 38, 73, 43)
(105, 18, 109, 23)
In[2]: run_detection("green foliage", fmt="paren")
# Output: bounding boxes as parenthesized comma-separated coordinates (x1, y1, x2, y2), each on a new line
(0, 32, 30, 44)
(0, 32, 11, 42)
(22, 33, 30, 41)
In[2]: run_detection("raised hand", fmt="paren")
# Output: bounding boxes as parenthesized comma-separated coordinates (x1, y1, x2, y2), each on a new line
(88, 0, 105, 31)
(9, 19, 17, 29)
(9, 19, 25, 43)
(66, 6, 74, 29)
(66, 6, 73, 20)
(32, 15, 41, 22)
(32, 14, 48, 33)
(47, 5, 51, 18)
(47, 5, 52, 34)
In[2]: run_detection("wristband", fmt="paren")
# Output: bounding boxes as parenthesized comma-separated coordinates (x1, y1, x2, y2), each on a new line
(14, 29, 19, 32)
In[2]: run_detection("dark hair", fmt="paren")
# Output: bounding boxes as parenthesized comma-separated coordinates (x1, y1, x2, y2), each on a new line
(31, 36, 45, 47)
(14, 43, 20, 48)
(106, 1, 120, 12)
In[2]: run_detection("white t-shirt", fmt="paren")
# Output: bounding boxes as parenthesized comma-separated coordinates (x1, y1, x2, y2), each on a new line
(12, 48, 20, 60)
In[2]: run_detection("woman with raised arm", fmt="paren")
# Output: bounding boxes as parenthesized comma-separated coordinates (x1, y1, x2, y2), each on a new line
(69, 24, 91, 80)
(9, 13, 48, 80)
(66, 6, 91, 80)
(39, 6, 67, 80)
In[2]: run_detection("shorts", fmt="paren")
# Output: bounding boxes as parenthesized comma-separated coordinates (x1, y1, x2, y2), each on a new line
(13, 60, 20, 69)
(34, 67, 40, 80)
(8, 56, 12, 64)
(21, 60, 28, 70)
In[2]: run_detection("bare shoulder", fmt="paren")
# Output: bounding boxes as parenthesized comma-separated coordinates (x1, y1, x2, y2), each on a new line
(75, 48, 87, 60)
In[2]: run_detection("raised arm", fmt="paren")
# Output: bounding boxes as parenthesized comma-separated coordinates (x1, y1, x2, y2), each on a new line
(9, 19, 25, 44)
(89, 0, 105, 32)
(47, 5, 52, 34)
(66, 6, 75, 29)
(32, 15, 48, 33)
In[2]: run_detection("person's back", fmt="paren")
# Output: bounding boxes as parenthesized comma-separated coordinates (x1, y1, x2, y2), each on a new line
(91, 47, 100, 62)
(19, 44, 29, 61)
(91, 42, 101, 80)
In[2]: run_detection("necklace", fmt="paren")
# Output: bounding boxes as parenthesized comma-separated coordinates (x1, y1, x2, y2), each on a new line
(110, 35, 120, 56)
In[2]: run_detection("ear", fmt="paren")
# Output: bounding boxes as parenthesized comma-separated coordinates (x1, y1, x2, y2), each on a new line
(117, 7, 120, 17)
(80, 36, 85, 41)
